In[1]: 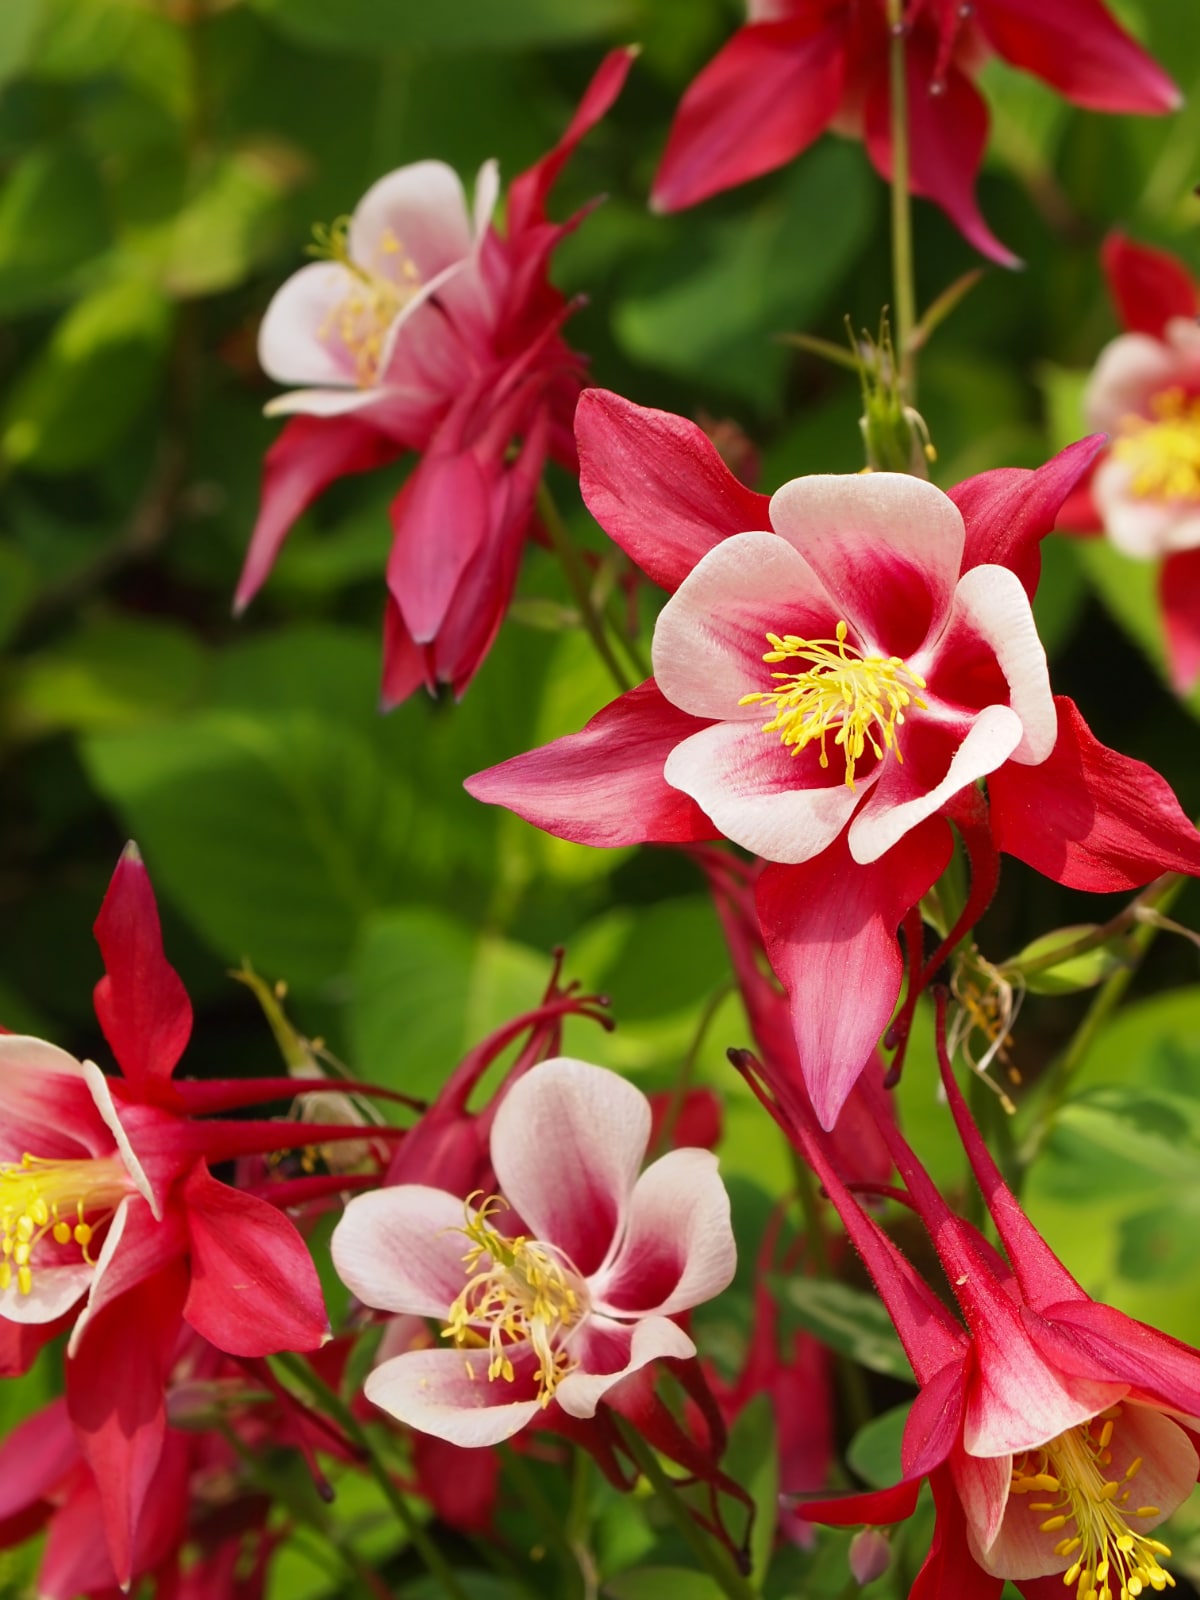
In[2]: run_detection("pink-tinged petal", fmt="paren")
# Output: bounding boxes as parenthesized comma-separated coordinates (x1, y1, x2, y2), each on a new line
(910, 1468, 1004, 1600)
(386, 447, 488, 645)
(381, 594, 431, 709)
(1036, 1298, 1200, 1417)
(348, 161, 472, 281)
(471, 159, 500, 238)
(849, 705, 1022, 864)
(901, 1358, 968, 1479)
(258, 262, 362, 389)
(576, 390, 771, 593)
(464, 681, 719, 849)
(0, 1397, 76, 1521)
(1084, 331, 1181, 432)
(492, 1058, 651, 1278)
(962, 1313, 1125, 1457)
(262, 383, 428, 420)
(331, 1184, 470, 1318)
(949, 1445, 1012, 1560)
(37, 1474, 122, 1600)
(988, 695, 1200, 890)
(768, 472, 966, 656)
(0, 1258, 93, 1325)
(665, 720, 863, 864)
(652, 530, 840, 720)
(1091, 456, 1200, 558)
(181, 1164, 328, 1356)
(865, 49, 1018, 268)
(950, 436, 1107, 600)
(67, 1257, 188, 1589)
(1162, 548, 1200, 693)
(1102, 233, 1198, 338)
(70, 1193, 188, 1355)
(365, 1343, 542, 1447)
(555, 1313, 695, 1418)
(977, 0, 1181, 115)
(589, 1148, 736, 1318)
(650, 17, 846, 212)
(92, 843, 191, 1096)
(936, 564, 1056, 762)
(0, 1035, 111, 1161)
(506, 47, 636, 237)
(235, 415, 397, 613)
(757, 820, 953, 1129)
(81, 1064, 162, 1214)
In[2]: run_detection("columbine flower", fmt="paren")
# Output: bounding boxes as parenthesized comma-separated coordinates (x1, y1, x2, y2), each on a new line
(467, 390, 1200, 1127)
(1058, 233, 1200, 691)
(237, 49, 634, 705)
(652, 0, 1179, 265)
(742, 1012, 1200, 1600)
(332, 1057, 736, 1447)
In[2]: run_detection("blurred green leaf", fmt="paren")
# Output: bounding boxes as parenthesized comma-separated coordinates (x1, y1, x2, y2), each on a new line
(607, 1570, 727, 1600)
(782, 1279, 912, 1382)
(724, 1393, 779, 1583)
(0, 142, 110, 313)
(615, 143, 876, 409)
(0, 0, 41, 85)
(28, 0, 190, 119)
(153, 143, 302, 298)
(2, 276, 172, 472)
(846, 1403, 909, 1491)
(248, 0, 630, 54)
(1010, 924, 1127, 996)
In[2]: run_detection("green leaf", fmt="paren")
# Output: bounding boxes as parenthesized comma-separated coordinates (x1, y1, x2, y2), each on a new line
(152, 144, 301, 298)
(614, 143, 875, 409)
(247, 0, 630, 54)
(0, 0, 41, 87)
(782, 1278, 913, 1382)
(846, 1403, 910, 1490)
(1009, 924, 1127, 996)
(2, 276, 172, 472)
(0, 142, 110, 314)
(724, 1393, 779, 1584)
(606, 1570, 728, 1600)
(27, 0, 190, 119)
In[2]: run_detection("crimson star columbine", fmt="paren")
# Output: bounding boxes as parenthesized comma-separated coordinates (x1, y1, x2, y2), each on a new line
(466, 391, 1200, 1128)
(331, 1058, 736, 1447)
(652, 0, 1179, 265)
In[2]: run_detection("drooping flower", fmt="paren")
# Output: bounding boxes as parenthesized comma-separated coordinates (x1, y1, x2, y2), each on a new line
(1058, 233, 1200, 692)
(652, 1, 1179, 265)
(467, 390, 1200, 1128)
(738, 1009, 1200, 1599)
(332, 1057, 737, 1447)
(237, 49, 635, 705)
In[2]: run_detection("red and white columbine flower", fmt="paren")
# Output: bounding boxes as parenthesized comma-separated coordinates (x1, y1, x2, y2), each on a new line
(652, 0, 1178, 265)
(467, 392, 1200, 1128)
(332, 1057, 736, 1447)
(1059, 234, 1200, 692)
(238, 50, 634, 705)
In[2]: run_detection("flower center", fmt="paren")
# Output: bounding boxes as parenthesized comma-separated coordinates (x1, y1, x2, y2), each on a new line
(442, 1195, 587, 1407)
(0, 1153, 133, 1296)
(309, 216, 424, 387)
(1009, 1407, 1174, 1600)
(739, 621, 928, 791)
(1113, 388, 1200, 504)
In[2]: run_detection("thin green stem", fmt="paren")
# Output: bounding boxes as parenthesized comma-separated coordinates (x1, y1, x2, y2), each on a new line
(501, 1445, 584, 1599)
(1004, 873, 1180, 980)
(613, 1416, 759, 1600)
(537, 480, 634, 694)
(567, 1451, 599, 1600)
(652, 980, 734, 1157)
(272, 1351, 471, 1600)
(885, 0, 917, 399)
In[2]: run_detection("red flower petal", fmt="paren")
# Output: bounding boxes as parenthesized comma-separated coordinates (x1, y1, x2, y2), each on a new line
(1160, 548, 1200, 694)
(1102, 232, 1198, 338)
(977, 0, 1180, 115)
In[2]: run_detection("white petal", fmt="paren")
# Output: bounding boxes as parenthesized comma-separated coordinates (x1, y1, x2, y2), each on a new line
(364, 1345, 541, 1447)
(331, 1185, 472, 1318)
(942, 564, 1056, 764)
(554, 1314, 696, 1419)
(349, 161, 472, 281)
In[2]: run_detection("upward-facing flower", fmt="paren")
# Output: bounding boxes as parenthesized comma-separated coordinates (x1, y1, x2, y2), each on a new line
(739, 1023, 1200, 1599)
(237, 49, 634, 705)
(1058, 233, 1200, 692)
(652, 1, 1179, 265)
(467, 391, 1200, 1128)
(332, 1058, 737, 1447)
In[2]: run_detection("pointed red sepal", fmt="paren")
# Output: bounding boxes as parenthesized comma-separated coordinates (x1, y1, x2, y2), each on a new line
(93, 844, 192, 1099)
(1102, 232, 1198, 338)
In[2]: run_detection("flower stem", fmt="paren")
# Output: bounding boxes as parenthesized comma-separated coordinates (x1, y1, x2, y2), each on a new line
(885, 0, 917, 399)
(271, 1351, 471, 1600)
(613, 1415, 760, 1600)
(537, 480, 636, 694)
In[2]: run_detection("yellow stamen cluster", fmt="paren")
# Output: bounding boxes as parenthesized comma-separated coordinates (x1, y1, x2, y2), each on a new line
(309, 217, 423, 387)
(1009, 1406, 1175, 1600)
(0, 1154, 128, 1295)
(739, 621, 928, 790)
(1114, 388, 1200, 504)
(442, 1194, 586, 1407)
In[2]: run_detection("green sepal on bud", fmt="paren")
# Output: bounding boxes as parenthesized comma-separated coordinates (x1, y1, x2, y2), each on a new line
(853, 314, 936, 477)
(1005, 923, 1130, 996)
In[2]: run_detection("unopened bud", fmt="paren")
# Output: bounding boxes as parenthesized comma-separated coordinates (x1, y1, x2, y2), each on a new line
(849, 1527, 892, 1586)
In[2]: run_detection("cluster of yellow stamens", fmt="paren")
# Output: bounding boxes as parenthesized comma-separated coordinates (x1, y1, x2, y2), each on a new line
(1009, 1406, 1175, 1600)
(442, 1194, 586, 1406)
(309, 217, 423, 387)
(1113, 388, 1200, 504)
(739, 621, 928, 790)
(0, 1154, 127, 1295)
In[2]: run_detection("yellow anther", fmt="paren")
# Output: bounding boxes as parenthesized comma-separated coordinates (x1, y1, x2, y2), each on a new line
(16, 1265, 31, 1295)
(0, 1152, 128, 1298)
(308, 219, 425, 387)
(739, 620, 927, 790)
(52, 1221, 71, 1245)
(1113, 389, 1200, 503)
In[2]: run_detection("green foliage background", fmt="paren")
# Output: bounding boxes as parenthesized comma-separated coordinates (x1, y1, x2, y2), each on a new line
(3, 0, 1200, 1594)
